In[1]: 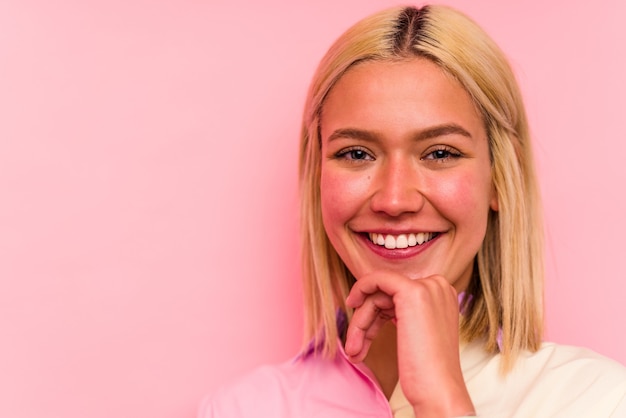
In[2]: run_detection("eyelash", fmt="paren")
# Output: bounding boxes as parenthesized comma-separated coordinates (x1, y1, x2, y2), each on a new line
(334, 147, 375, 162)
(422, 146, 462, 161)
(334, 145, 462, 163)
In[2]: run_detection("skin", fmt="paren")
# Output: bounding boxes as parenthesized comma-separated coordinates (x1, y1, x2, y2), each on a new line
(319, 58, 498, 416)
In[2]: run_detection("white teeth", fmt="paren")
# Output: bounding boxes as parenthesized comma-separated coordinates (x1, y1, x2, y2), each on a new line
(368, 232, 435, 249)
(396, 234, 408, 249)
(408, 233, 417, 246)
(376, 234, 385, 245)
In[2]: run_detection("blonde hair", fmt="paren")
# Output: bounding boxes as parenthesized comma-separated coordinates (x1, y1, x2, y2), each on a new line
(299, 5, 543, 371)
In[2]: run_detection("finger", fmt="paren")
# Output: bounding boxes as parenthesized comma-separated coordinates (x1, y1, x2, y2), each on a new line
(344, 314, 386, 362)
(393, 275, 458, 315)
(345, 292, 394, 361)
(346, 271, 408, 308)
(345, 281, 382, 309)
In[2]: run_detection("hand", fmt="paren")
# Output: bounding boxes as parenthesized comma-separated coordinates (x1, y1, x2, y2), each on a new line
(345, 271, 475, 417)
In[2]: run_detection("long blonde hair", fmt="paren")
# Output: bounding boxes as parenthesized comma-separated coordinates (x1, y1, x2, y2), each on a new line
(299, 4, 543, 371)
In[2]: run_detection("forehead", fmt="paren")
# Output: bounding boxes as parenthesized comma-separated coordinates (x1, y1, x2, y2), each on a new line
(320, 58, 484, 139)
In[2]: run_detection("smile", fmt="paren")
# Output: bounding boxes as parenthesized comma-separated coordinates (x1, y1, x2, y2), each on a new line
(368, 232, 438, 249)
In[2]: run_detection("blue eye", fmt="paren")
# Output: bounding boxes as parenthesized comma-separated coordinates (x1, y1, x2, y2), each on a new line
(423, 147, 461, 161)
(336, 147, 374, 161)
(433, 150, 451, 159)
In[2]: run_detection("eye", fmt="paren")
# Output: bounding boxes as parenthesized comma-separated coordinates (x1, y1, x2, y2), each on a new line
(335, 147, 375, 162)
(423, 146, 462, 161)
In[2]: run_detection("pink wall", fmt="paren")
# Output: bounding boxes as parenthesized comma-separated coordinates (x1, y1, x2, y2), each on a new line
(1, 1, 624, 417)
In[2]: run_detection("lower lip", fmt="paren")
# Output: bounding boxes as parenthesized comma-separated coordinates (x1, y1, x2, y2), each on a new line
(359, 233, 441, 260)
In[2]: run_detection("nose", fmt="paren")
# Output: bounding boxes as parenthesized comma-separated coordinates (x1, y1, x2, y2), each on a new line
(369, 156, 425, 216)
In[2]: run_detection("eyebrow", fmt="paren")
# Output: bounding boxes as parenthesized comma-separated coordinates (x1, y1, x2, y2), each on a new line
(327, 123, 473, 143)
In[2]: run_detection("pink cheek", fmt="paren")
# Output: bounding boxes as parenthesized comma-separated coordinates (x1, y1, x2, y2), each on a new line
(320, 170, 372, 227)
(425, 173, 490, 221)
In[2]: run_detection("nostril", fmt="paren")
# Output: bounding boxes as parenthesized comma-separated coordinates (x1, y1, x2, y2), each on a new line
(370, 189, 425, 216)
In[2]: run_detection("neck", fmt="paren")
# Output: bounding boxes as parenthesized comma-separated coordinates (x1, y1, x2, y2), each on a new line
(363, 321, 399, 400)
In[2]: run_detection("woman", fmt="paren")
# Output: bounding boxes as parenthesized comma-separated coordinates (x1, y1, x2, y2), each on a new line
(202, 5, 626, 417)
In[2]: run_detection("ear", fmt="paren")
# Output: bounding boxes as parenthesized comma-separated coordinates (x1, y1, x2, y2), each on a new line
(489, 186, 499, 212)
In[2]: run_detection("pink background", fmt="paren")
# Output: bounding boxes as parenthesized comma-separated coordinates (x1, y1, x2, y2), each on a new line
(1, 1, 624, 417)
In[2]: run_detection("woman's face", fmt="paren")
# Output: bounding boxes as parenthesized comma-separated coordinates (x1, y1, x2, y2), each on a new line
(319, 58, 497, 292)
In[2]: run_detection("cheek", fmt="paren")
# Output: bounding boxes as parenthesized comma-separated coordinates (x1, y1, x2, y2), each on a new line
(320, 166, 371, 230)
(426, 170, 493, 223)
